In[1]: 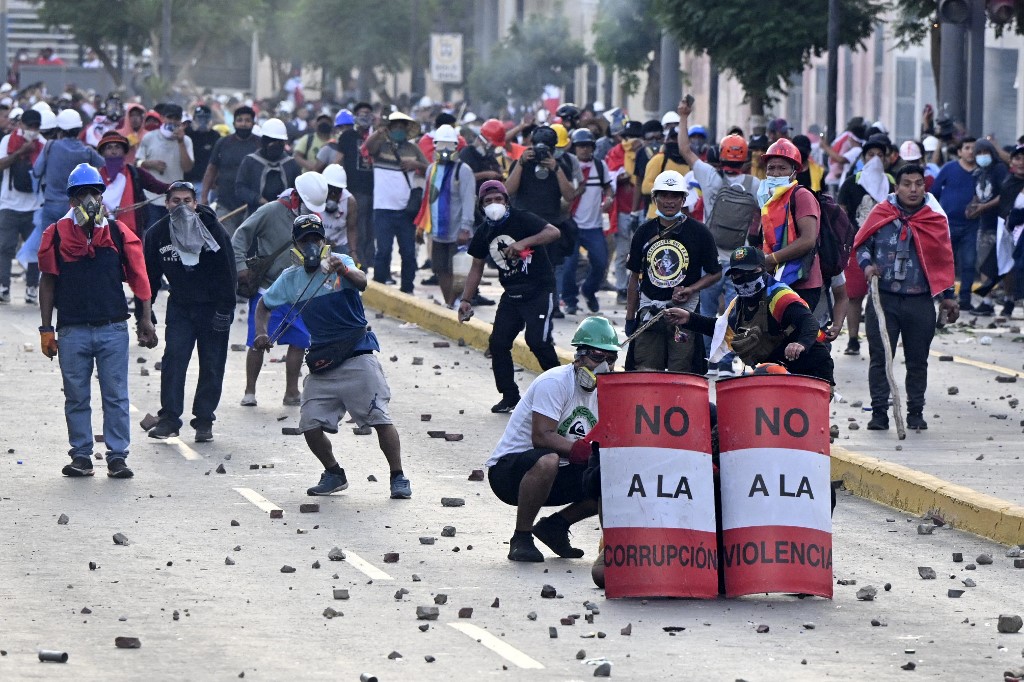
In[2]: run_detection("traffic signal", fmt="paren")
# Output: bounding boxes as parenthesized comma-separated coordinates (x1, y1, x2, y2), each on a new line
(987, 0, 1016, 24)
(938, 0, 971, 23)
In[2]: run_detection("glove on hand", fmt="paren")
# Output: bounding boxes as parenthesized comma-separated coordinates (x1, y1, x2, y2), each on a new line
(39, 328, 57, 358)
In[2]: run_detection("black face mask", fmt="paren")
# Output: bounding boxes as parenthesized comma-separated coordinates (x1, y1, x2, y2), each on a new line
(664, 141, 681, 160)
(235, 127, 253, 140)
(262, 140, 285, 161)
(316, 122, 332, 136)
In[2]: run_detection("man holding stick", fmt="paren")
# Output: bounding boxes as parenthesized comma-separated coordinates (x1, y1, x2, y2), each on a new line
(853, 164, 959, 431)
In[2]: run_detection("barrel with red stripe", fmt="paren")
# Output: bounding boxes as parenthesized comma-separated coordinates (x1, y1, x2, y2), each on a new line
(591, 372, 718, 599)
(716, 375, 833, 598)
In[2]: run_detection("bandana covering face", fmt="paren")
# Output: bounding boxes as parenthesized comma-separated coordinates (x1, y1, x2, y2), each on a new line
(169, 204, 220, 267)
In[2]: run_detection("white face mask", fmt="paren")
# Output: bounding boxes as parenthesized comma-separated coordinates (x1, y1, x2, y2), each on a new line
(159, 123, 176, 139)
(22, 129, 39, 141)
(483, 202, 507, 221)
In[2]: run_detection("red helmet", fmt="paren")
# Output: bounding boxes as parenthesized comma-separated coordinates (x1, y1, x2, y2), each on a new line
(719, 134, 748, 164)
(480, 119, 506, 147)
(761, 138, 803, 171)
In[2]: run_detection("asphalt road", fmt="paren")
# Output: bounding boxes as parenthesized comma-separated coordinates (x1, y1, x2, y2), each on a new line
(1, 290, 1023, 680)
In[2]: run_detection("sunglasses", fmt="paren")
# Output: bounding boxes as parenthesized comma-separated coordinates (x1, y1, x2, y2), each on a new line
(579, 348, 618, 363)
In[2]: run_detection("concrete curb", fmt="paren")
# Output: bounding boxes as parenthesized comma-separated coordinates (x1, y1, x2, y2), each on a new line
(364, 281, 1024, 546)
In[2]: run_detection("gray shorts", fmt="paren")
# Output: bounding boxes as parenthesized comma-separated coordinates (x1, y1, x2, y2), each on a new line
(431, 240, 458, 275)
(298, 353, 393, 433)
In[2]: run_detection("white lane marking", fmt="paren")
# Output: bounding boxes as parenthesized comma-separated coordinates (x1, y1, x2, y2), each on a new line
(233, 487, 283, 513)
(13, 323, 33, 337)
(342, 550, 394, 581)
(447, 622, 544, 669)
(165, 436, 203, 460)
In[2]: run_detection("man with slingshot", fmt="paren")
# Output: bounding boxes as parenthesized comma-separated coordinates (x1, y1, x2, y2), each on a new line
(253, 214, 411, 499)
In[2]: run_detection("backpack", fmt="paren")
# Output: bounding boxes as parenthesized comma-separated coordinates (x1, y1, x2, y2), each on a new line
(815, 192, 855, 280)
(706, 175, 758, 251)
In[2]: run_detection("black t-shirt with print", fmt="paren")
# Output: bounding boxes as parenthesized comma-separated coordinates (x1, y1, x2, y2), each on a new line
(468, 207, 554, 298)
(208, 134, 261, 209)
(626, 217, 721, 302)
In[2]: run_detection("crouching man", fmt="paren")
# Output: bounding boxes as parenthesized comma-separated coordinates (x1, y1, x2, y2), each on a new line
(486, 316, 619, 562)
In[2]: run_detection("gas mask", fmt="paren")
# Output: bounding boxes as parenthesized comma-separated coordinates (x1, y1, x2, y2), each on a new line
(75, 193, 103, 227)
(435, 145, 456, 164)
(291, 241, 330, 273)
(325, 199, 340, 214)
(575, 361, 610, 392)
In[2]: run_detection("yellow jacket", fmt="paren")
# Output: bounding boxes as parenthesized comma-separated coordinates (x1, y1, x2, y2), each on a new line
(641, 154, 690, 218)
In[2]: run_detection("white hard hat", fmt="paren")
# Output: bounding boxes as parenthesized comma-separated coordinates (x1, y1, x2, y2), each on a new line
(461, 112, 478, 124)
(56, 108, 83, 131)
(417, 95, 433, 109)
(661, 111, 680, 127)
(260, 117, 289, 140)
(32, 101, 52, 114)
(9, 106, 23, 120)
(871, 120, 889, 135)
(277, 100, 295, 115)
(0, 82, 12, 94)
(323, 164, 347, 189)
(388, 111, 415, 123)
(898, 140, 922, 162)
(39, 110, 57, 131)
(652, 170, 687, 194)
(433, 124, 458, 144)
(295, 171, 328, 213)
(922, 135, 940, 153)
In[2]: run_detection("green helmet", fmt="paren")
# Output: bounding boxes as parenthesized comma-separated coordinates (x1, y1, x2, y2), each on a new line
(571, 316, 620, 351)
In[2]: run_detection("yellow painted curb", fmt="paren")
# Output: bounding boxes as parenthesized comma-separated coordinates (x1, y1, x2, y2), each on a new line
(363, 282, 575, 373)
(832, 445, 1024, 546)
(928, 349, 1023, 378)
(364, 282, 1023, 545)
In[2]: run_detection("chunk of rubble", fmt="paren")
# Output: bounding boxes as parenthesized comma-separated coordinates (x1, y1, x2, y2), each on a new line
(947, 386, 959, 395)
(856, 586, 877, 601)
(57, 514, 69, 525)
(333, 589, 349, 600)
(383, 552, 399, 563)
(215, 463, 226, 474)
(918, 566, 937, 579)
(434, 594, 448, 605)
(323, 607, 342, 619)
(540, 585, 557, 598)
(594, 662, 612, 677)
(977, 553, 994, 565)
(225, 557, 235, 566)
(948, 589, 965, 598)
(299, 503, 320, 513)
(444, 433, 464, 441)
(917, 524, 935, 535)
(280, 565, 296, 573)
(458, 607, 473, 618)
(468, 469, 485, 481)
(114, 637, 141, 649)
(998, 615, 1023, 633)
(441, 526, 456, 537)
(328, 547, 346, 561)
(756, 624, 770, 634)
(417, 606, 439, 620)
(441, 498, 465, 507)
(621, 623, 632, 635)
(112, 533, 130, 546)
(419, 537, 435, 545)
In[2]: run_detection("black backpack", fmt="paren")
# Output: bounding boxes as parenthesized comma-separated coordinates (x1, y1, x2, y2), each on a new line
(815, 192, 856, 280)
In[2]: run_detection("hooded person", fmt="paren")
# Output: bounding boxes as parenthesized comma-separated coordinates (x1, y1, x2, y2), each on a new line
(96, 131, 171, 237)
(230, 170, 328, 408)
(142, 181, 237, 443)
(664, 246, 834, 384)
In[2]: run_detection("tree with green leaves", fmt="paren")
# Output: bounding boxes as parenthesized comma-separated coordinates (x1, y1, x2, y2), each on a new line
(592, 0, 662, 111)
(654, 0, 885, 115)
(467, 13, 586, 110)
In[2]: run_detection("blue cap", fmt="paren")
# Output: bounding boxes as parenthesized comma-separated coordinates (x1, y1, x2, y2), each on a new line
(334, 109, 355, 127)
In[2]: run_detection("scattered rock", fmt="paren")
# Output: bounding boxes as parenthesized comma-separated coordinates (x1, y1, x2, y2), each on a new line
(540, 585, 557, 598)
(57, 514, 69, 525)
(458, 607, 473, 618)
(966, 563, 977, 570)
(215, 463, 226, 474)
(427, 430, 447, 438)
(491, 598, 500, 608)
(901, 661, 916, 671)
(444, 433, 464, 441)
(884, 583, 892, 591)
(424, 655, 436, 663)
(947, 386, 960, 395)
(139, 413, 159, 430)
(383, 552, 399, 563)
(576, 649, 587, 660)
(441, 497, 465, 507)
(412, 357, 423, 365)
(850, 400, 863, 408)
(621, 623, 632, 635)
(299, 503, 320, 513)
(953, 552, 963, 562)
(1008, 547, 1022, 558)
(281, 427, 301, 436)
(334, 589, 349, 600)
(112, 533, 130, 546)
(270, 509, 284, 519)
(977, 553, 994, 565)
(561, 616, 575, 626)
(418, 624, 429, 632)
(871, 618, 886, 627)
(803, 622, 816, 630)
(312, 560, 321, 569)
(416, 606, 439, 620)
(323, 607, 342, 619)
(996, 375, 1018, 383)
(918, 566, 937, 580)
(114, 637, 141, 649)
(280, 565, 296, 573)
(434, 594, 448, 605)
(829, 424, 840, 438)
(388, 650, 403, 660)
(594, 662, 611, 677)
(419, 537, 435, 545)
(225, 557, 235, 566)
(433, 341, 450, 348)
(527, 611, 537, 621)
(367, 474, 377, 482)
(938, 355, 954, 361)
(917, 524, 935, 535)
(849, 423, 860, 431)
(468, 469, 485, 481)
(998, 615, 1023, 634)
(549, 627, 558, 638)
(1015, 559, 1024, 569)
(81, 607, 92, 614)
(948, 589, 965, 598)
(441, 526, 456, 537)
(756, 624, 770, 634)
(328, 547, 346, 561)
(856, 586, 878, 601)
(962, 578, 976, 587)
(89, 561, 98, 570)
(230, 519, 240, 527)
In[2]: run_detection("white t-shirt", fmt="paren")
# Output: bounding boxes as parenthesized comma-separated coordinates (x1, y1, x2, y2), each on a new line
(486, 364, 599, 467)
(837, 146, 862, 187)
(573, 159, 613, 230)
(0, 134, 42, 212)
(135, 132, 195, 206)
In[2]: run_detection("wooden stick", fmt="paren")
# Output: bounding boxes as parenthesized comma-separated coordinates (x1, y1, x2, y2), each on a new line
(620, 308, 665, 347)
(869, 277, 906, 440)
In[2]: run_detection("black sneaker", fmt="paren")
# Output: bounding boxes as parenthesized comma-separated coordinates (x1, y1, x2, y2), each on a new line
(533, 514, 585, 558)
(507, 533, 544, 562)
(551, 309, 565, 319)
(194, 425, 214, 443)
(959, 302, 975, 313)
(616, 290, 627, 305)
(61, 456, 95, 477)
(1002, 300, 1016, 317)
(583, 292, 600, 313)
(420, 259, 432, 270)
(564, 305, 578, 315)
(471, 293, 495, 306)
(491, 394, 520, 413)
(148, 422, 179, 439)
(867, 412, 889, 430)
(420, 274, 439, 286)
(843, 338, 860, 355)
(106, 458, 134, 479)
(907, 413, 928, 430)
(973, 302, 996, 316)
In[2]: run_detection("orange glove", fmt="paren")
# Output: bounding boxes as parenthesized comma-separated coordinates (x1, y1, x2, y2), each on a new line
(39, 327, 57, 358)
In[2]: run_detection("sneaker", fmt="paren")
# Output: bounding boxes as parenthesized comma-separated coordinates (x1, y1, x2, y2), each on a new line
(307, 469, 349, 496)
(551, 308, 565, 319)
(389, 474, 412, 499)
(1001, 300, 1016, 318)
(106, 458, 134, 479)
(532, 514, 585, 558)
(959, 302, 975, 313)
(867, 412, 889, 430)
(148, 422, 179, 439)
(420, 274, 439, 285)
(0, 285, 9, 304)
(844, 338, 860, 355)
(717, 360, 737, 378)
(491, 394, 520, 413)
(25, 286, 38, 304)
(471, 293, 495, 306)
(705, 363, 719, 378)
(616, 290, 627, 305)
(240, 394, 257, 407)
(599, 280, 616, 292)
(907, 413, 928, 430)
(507, 533, 545, 562)
(420, 259, 432, 270)
(973, 302, 996, 316)
(564, 305, 578, 315)
(583, 292, 600, 313)
(194, 425, 214, 443)
(61, 456, 95, 477)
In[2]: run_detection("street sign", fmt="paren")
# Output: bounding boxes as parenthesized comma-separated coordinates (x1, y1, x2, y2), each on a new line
(430, 33, 463, 84)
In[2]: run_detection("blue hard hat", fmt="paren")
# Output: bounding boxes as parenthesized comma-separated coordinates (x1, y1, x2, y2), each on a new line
(687, 124, 707, 138)
(334, 109, 355, 127)
(66, 163, 105, 198)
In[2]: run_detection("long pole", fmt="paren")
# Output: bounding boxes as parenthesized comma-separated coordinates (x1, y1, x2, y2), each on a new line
(658, 31, 681, 115)
(708, 58, 719, 141)
(869, 278, 906, 440)
(826, 0, 840, 143)
(965, 0, 986, 135)
(161, 0, 172, 82)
